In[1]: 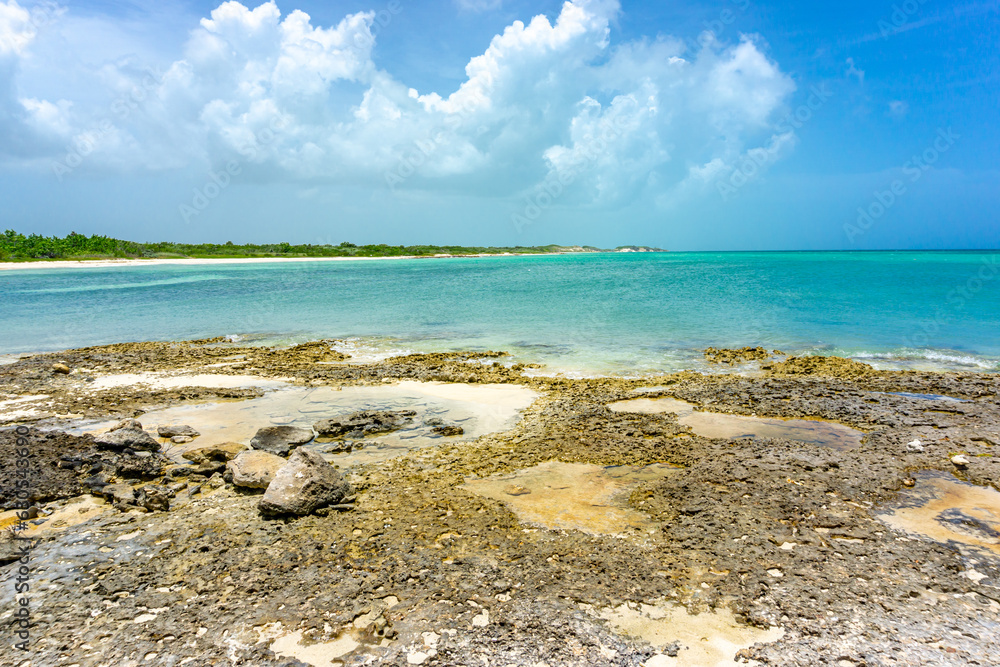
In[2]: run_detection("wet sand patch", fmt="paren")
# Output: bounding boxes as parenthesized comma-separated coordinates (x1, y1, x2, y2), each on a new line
(877, 471, 1000, 557)
(608, 397, 863, 450)
(463, 460, 677, 535)
(594, 601, 784, 666)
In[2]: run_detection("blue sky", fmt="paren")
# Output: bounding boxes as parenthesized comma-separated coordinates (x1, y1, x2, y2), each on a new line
(0, 0, 996, 249)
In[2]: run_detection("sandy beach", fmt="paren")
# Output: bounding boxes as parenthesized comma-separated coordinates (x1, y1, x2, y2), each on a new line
(1, 339, 998, 666)
(0, 252, 578, 271)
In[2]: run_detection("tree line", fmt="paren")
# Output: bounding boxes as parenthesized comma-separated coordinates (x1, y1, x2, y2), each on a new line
(0, 231, 578, 261)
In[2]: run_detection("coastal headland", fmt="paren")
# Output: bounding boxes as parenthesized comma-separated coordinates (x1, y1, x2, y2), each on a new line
(1, 339, 998, 665)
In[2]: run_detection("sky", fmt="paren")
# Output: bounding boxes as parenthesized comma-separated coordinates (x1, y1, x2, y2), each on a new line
(0, 0, 997, 250)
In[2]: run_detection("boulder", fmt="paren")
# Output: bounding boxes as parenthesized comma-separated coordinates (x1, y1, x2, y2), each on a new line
(227, 450, 287, 489)
(157, 424, 200, 438)
(314, 410, 416, 439)
(83, 473, 108, 494)
(94, 428, 160, 452)
(111, 419, 144, 432)
(183, 442, 248, 464)
(137, 485, 172, 512)
(250, 426, 314, 456)
(102, 483, 136, 508)
(259, 449, 352, 516)
(171, 435, 194, 444)
(51, 363, 71, 374)
(115, 454, 165, 479)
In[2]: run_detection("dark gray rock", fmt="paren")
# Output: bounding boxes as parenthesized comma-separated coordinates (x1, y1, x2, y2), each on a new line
(94, 428, 160, 452)
(314, 410, 416, 439)
(137, 485, 172, 512)
(250, 425, 314, 456)
(258, 449, 352, 516)
(431, 424, 464, 436)
(115, 454, 165, 479)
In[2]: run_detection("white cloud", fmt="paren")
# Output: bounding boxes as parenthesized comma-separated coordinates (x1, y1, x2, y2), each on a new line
(1, 0, 797, 208)
(0, 0, 33, 56)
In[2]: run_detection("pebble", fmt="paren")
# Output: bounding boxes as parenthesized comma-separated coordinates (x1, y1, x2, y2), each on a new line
(951, 454, 970, 466)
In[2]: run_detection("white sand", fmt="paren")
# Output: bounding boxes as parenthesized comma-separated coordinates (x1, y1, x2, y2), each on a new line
(0, 252, 571, 271)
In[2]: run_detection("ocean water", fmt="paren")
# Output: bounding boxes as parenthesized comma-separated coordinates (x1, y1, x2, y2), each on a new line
(1, 251, 998, 376)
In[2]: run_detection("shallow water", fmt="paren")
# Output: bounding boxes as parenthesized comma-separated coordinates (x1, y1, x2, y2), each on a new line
(877, 471, 1000, 557)
(884, 392, 969, 403)
(463, 460, 678, 535)
(3, 251, 999, 375)
(119, 381, 538, 467)
(607, 397, 863, 450)
(595, 601, 784, 666)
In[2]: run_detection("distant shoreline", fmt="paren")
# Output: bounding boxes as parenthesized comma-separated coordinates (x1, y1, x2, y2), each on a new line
(0, 251, 591, 271)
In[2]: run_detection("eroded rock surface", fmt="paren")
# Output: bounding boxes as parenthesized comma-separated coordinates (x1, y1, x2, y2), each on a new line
(93, 427, 160, 452)
(314, 409, 417, 439)
(250, 425, 314, 456)
(227, 450, 286, 489)
(259, 448, 352, 516)
(2, 342, 1000, 666)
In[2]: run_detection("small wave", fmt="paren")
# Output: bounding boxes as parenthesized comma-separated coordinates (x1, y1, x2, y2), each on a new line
(331, 337, 415, 363)
(19, 275, 229, 294)
(846, 349, 999, 370)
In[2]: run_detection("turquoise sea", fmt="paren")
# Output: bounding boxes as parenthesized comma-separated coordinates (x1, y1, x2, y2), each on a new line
(1, 251, 998, 376)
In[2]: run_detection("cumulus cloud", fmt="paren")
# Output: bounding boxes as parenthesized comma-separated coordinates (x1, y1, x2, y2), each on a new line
(0, 0, 75, 159)
(3, 0, 798, 207)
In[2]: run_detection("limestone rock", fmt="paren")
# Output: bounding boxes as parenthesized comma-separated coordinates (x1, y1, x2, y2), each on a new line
(137, 485, 172, 512)
(227, 450, 286, 489)
(51, 363, 71, 374)
(250, 425, 314, 456)
(157, 424, 200, 438)
(102, 483, 136, 509)
(314, 410, 416, 439)
(431, 425, 464, 437)
(115, 454, 165, 479)
(183, 442, 247, 464)
(111, 419, 143, 432)
(259, 449, 352, 516)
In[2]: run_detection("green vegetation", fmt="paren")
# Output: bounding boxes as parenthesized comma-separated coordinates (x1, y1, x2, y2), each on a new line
(0, 231, 627, 261)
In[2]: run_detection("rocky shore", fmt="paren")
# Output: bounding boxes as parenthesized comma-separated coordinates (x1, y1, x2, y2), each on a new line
(1, 339, 999, 666)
